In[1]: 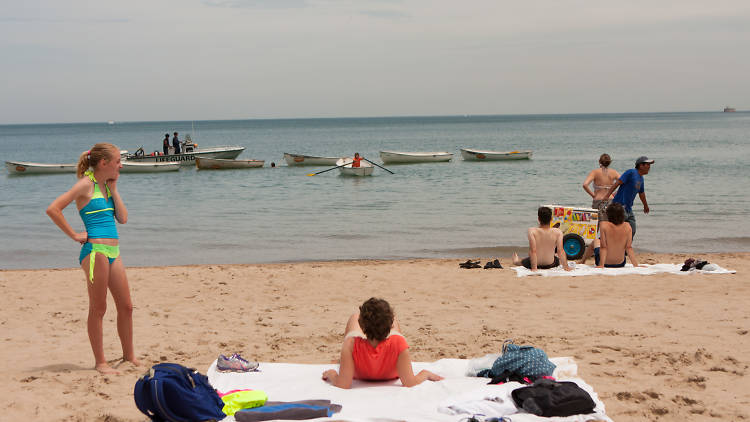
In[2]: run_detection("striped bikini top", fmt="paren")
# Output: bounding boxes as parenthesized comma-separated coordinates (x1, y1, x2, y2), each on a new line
(79, 170, 119, 239)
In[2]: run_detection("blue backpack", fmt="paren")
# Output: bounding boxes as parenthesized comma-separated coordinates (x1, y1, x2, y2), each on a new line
(134, 363, 226, 422)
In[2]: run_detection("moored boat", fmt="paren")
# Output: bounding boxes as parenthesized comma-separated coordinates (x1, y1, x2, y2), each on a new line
(121, 161, 180, 173)
(724, 106, 736, 112)
(196, 157, 264, 169)
(124, 145, 245, 166)
(460, 148, 533, 161)
(379, 151, 453, 164)
(5, 160, 180, 174)
(5, 161, 76, 174)
(336, 158, 374, 176)
(283, 153, 340, 166)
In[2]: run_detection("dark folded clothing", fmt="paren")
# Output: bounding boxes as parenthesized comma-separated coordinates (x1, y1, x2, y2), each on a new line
(681, 258, 710, 271)
(487, 369, 536, 385)
(235, 400, 342, 422)
(511, 379, 595, 417)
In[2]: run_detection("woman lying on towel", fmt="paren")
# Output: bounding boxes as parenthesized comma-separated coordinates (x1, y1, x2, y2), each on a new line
(322, 297, 444, 389)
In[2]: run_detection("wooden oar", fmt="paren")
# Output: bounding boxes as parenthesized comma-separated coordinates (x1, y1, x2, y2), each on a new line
(307, 162, 354, 176)
(363, 157, 394, 174)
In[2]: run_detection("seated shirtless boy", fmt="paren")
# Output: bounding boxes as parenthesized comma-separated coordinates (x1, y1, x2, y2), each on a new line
(512, 206, 572, 271)
(596, 202, 640, 268)
(322, 298, 444, 389)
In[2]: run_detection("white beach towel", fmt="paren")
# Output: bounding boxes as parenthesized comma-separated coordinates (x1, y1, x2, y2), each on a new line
(207, 357, 611, 422)
(512, 263, 736, 277)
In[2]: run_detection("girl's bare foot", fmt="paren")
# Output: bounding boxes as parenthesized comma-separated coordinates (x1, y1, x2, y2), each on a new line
(125, 357, 143, 367)
(95, 363, 121, 375)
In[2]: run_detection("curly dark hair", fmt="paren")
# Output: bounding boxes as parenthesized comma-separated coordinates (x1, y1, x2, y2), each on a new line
(606, 202, 625, 225)
(358, 297, 394, 342)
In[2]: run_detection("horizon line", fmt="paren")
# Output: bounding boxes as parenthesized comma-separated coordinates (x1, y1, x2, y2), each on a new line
(0, 109, 742, 127)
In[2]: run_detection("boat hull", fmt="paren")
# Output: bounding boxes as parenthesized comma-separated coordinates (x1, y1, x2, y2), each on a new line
(460, 149, 533, 161)
(336, 158, 374, 176)
(283, 153, 340, 166)
(5, 161, 76, 174)
(121, 161, 180, 173)
(379, 151, 453, 164)
(6, 160, 182, 174)
(126, 146, 245, 166)
(196, 157, 264, 169)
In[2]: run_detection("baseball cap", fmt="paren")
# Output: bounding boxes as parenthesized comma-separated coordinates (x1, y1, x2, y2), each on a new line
(635, 156, 654, 166)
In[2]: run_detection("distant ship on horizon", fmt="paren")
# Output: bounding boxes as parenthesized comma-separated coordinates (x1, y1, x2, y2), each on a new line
(723, 106, 736, 112)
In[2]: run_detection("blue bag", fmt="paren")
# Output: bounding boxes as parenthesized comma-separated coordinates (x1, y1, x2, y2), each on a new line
(134, 362, 226, 422)
(477, 339, 556, 379)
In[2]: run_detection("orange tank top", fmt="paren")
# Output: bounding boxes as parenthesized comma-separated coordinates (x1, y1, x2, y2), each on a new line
(352, 335, 408, 380)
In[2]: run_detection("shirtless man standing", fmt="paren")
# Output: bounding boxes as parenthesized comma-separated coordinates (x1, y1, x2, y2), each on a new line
(596, 202, 640, 268)
(512, 207, 572, 271)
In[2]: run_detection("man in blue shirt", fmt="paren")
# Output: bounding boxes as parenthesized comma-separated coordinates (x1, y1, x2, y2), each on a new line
(603, 156, 653, 238)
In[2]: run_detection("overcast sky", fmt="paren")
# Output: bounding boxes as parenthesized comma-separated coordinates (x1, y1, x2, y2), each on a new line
(2, 0, 749, 124)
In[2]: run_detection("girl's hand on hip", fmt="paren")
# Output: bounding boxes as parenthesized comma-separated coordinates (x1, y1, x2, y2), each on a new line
(73, 232, 88, 244)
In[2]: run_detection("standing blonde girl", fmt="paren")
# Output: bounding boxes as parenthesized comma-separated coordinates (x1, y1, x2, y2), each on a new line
(47, 143, 139, 374)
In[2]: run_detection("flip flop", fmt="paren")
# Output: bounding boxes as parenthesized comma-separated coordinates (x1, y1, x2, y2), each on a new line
(460, 259, 481, 269)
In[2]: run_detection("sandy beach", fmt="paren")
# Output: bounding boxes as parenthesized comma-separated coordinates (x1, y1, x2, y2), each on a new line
(1, 252, 748, 421)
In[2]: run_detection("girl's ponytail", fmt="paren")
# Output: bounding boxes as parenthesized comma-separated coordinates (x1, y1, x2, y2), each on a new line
(76, 143, 117, 178)
(76, 150, 91, 179)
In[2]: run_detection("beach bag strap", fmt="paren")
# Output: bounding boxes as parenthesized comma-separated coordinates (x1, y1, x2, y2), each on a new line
(502, 339, 517, 354)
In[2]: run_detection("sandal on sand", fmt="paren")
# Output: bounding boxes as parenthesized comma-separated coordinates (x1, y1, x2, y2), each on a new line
(483, 259, 503, 269)
(459, 259, 481, 269)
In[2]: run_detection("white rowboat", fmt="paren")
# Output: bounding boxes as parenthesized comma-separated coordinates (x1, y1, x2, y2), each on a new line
(460, 149, 533, 161)
(6, 160, 180, 174)
(283, 153, 340, 166)
(121, 161, 180, 172)
(196, 157, 264, 169)
(379, 151, 453, 164)
(336, 158, 374, 177)
(5, 161, 76, 174)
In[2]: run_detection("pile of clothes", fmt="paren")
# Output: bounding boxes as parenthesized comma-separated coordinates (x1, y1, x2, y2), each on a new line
(215, 353, 343, 421)
(471, 340, 597, 418)
(680, 258, 717, 272)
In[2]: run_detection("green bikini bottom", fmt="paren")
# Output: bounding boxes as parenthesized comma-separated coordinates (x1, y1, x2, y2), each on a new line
(79, 243, 120, 283)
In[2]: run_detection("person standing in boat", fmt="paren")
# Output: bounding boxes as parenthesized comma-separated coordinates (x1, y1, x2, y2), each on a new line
(352, 152, 363, 168)
(172, 132, 181, 155)
(46, 143, 140, 374)
(162, 133, 170, 156)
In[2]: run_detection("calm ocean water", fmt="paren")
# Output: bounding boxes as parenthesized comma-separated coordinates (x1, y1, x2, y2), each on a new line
(1, 113, 749, 270)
